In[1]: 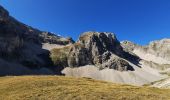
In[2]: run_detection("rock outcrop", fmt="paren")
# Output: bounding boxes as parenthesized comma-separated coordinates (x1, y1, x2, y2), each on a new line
(51, 32, 136, 71)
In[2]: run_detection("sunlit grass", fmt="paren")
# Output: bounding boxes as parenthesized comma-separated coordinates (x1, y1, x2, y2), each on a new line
(0, 76, 170, 100)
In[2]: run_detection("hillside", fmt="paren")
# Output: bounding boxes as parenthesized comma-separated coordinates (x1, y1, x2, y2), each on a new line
(0, 5, 74, 76)
(0, 76, 170, 100)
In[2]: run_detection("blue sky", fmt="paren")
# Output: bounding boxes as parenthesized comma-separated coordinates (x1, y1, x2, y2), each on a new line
(0, 0, 170, 45)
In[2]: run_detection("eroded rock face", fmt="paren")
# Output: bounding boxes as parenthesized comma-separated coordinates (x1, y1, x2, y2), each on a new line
(99, 54, 134, 71)
(66, 32, 134, 71)
(121, 39, 170, 73)
(79, 32, 124, 56)
(78, 32, 124, 64)
(147, 39, 170, 60)
(122, 39, 170, 61)
(68, 43, 91, 67)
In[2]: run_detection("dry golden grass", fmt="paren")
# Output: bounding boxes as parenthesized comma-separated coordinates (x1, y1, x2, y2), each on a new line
(50, 46, 71, 66)
(0, 76, 170, 100)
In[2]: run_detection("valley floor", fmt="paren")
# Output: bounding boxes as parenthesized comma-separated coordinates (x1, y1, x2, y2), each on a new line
(0, 76, 170, 100)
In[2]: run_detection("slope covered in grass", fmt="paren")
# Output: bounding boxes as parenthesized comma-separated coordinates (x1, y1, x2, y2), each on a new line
(0, 76, 170, 100)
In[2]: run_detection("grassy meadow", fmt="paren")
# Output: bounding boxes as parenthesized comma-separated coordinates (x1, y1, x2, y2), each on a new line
(0, 76, 170, 100)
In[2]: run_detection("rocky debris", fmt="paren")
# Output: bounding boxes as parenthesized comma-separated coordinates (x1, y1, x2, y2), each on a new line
(62, 64, 164, 85)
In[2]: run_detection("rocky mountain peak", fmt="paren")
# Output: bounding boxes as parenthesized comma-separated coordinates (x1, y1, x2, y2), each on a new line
(79, 31, 117, 41)
(78, 32, 123, 56)
(147, 39, 170, 60)
(121, 38, 170, 65)
(62, 32, 134, 71)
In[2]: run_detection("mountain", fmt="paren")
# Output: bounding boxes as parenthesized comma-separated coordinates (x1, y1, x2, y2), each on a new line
(51, 32, 139, 71)
(121, 39, 170, 75)
(0, 5, 74, 75)
(60, 32, 167, 85)
(121, 39, 170, 64)
(1, 5, 170, 87)
(121, 40, 170, 86)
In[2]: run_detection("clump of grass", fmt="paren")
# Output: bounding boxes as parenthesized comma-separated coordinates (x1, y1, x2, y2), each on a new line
(0, 76, 170, 100)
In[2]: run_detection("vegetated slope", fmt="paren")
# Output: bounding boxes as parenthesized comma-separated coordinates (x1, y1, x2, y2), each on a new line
(0, 76, 170, 100)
